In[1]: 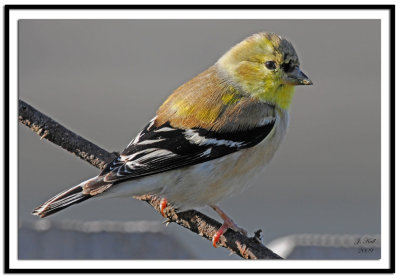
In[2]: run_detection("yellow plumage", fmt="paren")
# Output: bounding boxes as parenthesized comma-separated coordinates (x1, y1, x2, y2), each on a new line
(32, 32, 312, 248)
(156, 32, 310, 132)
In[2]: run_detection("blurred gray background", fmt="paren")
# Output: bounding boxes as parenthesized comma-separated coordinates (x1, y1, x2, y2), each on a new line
(18, 19, 381, 259)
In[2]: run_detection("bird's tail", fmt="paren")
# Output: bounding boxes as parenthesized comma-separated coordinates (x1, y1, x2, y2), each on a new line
(32, 178, 96, 218)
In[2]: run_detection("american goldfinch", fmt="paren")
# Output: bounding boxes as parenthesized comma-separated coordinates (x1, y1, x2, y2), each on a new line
(32, 32, 312, 247)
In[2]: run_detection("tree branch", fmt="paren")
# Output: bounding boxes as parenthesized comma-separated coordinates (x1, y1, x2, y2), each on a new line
(18, 99, 282, 260)
(18, 100, 117, 169)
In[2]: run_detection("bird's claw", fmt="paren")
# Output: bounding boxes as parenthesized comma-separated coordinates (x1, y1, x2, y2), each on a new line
(162, 219, 171, 226)
(212, 219, 247, 248)
(159, 198, 168, 218)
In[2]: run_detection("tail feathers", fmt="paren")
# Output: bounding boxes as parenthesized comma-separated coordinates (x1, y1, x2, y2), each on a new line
(32, 178, 95, 218)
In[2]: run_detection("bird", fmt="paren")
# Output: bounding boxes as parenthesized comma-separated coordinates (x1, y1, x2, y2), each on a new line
(32, 32, 312, 248)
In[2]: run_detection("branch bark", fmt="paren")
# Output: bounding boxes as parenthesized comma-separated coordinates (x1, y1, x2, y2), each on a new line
(18, 99, 282, 260)
(18, 100, 117, 169)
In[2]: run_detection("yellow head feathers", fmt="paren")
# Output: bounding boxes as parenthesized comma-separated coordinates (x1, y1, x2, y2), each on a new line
(156, 32, 312, 130)
(217, 32, 312, 109)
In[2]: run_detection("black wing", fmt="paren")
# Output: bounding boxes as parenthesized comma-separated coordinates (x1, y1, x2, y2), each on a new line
(96, 116, 275, 184)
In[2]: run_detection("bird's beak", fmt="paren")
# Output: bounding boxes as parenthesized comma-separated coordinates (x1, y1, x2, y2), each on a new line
(282, 66, 313, 86)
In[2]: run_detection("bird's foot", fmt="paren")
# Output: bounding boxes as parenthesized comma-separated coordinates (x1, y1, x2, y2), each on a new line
(211, 205, 247, 248)
(160, 197, 168, 217)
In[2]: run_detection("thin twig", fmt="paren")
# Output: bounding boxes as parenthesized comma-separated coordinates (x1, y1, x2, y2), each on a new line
(136, 195, 281, 259)
(18, 100, 117, 169)
(18, 99, 282, 260)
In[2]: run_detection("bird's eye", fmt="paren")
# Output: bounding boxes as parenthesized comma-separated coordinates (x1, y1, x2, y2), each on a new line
(265, 61, 277, 70)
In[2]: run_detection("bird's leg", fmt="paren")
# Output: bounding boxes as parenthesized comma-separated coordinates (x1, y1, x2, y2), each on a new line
(160, 197, 168, 217)
(211, 205, 247, 248)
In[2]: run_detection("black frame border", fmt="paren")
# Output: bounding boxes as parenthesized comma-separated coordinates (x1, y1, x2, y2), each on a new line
(4, 4, 395, 274)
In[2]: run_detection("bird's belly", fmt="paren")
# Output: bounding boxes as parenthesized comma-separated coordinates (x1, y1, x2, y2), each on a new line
(104, 111, 288, 209)
(162, 125, 286, 209)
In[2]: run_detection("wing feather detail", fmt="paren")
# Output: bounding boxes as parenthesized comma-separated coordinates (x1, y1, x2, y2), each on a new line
(86, 115, 275, 192)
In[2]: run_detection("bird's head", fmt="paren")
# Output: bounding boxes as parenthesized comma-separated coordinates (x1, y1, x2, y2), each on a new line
(217, 32, 312, 110)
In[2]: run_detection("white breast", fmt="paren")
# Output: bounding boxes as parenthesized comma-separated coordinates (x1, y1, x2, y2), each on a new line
(102, 109, 289, 210)
(161, 109, 289, 209)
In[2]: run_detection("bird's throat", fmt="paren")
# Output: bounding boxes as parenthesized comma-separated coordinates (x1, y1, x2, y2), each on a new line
(259, 84, 295, 110)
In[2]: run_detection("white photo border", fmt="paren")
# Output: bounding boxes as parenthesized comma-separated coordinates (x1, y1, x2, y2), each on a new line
(5, 5, 394, 273)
